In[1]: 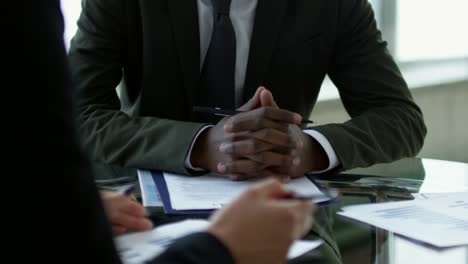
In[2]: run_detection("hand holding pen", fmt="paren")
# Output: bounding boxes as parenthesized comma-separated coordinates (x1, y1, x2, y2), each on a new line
(101, 184, 153, 235)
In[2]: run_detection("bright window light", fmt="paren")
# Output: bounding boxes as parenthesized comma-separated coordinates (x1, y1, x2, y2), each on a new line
(396, 0, 468, 62)
(60, 0, 82, 50)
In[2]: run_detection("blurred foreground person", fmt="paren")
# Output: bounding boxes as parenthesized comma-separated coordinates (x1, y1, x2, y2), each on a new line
(7, 1, 316, 263)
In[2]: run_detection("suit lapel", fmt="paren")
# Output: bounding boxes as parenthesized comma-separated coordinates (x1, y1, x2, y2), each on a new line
(168, 0, 200, 112)
(243, 0, 287, 102)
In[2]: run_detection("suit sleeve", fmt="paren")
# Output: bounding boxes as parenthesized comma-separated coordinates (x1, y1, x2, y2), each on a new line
(68, 0, 206, 175)
(151, 233, 235, 264)
(313, 0, 427, 170)
(10, 1, 122, 262)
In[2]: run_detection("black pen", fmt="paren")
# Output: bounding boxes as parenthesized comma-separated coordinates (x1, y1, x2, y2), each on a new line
(193, 106, 314, 124)
(284, 189, 339, 201)
(284, 194, 331, 201)
(119, 184, 135, 196)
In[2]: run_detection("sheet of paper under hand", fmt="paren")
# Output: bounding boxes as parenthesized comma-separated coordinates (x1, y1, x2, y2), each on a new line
(115, 219, 322, 264)
(338, 193, 468, 248)
(163, 172, 330, 210)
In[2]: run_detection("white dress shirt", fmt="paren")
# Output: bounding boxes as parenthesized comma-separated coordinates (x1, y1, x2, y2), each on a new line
(186, 0, 339, 173)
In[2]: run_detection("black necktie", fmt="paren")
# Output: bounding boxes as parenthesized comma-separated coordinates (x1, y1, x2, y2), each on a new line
(199, 0, 236, 121)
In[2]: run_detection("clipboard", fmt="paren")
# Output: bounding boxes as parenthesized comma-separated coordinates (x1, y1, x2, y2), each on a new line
(149, 170, 339, 215)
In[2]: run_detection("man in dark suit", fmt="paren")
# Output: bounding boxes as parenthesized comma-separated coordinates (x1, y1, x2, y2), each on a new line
(8, 1, 316, 263)
(69, 0, 426, 180)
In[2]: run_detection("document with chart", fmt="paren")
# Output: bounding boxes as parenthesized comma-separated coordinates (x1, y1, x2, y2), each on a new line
(338, 193, 468, 248)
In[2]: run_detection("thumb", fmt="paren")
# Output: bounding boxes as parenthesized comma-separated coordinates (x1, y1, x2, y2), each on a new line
(237, 86, 265, 111)
(260, 88, 279, 108)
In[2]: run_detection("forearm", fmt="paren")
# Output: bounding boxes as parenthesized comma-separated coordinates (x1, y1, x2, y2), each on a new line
(77, 106, 207, 175)
(312, 104, 426, 170)
(323, 0, 426, 170)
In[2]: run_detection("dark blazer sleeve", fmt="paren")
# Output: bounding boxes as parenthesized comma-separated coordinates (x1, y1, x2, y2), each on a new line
(11, 1, 122, 263)
(68, 0, 206, 175)
(15, 2, 233, 263)
(151, 233, 235, 264)
(313, 0, 427, 170)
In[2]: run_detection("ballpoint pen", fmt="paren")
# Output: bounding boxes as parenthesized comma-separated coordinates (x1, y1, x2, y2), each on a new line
(284, 189, 339, 201)
(193, 106, 314, 124)
(119, 184, 136, 196)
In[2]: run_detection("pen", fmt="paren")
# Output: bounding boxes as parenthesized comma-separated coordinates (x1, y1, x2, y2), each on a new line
(283, 194, 331, 201)
(119, 184, 135, 196)
(284, 189, 339, 201)
(193, 106, 314, 124)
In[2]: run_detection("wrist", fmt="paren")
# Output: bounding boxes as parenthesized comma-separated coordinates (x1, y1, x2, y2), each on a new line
(303, 133, 329, 171)
(190, 127, 211, 169)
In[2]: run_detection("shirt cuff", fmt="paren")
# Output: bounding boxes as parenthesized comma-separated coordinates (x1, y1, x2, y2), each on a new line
(185, 125, 214, 171)
(303, 129, 340, 174)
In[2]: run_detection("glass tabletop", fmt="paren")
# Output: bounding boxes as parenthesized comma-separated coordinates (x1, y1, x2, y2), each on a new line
(315, 158, 468, 264)
(95, 158, 468, 264)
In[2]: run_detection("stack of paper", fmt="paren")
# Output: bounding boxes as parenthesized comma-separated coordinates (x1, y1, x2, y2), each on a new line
(138, 170, 334, 214)
(115, 219, 322, 264)
(138, 170, 163, 207)
(338, 193, 468, 248)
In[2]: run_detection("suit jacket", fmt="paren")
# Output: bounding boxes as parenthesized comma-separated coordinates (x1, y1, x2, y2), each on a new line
(69, 0, 427, 175)
(8, 1, 232, 263)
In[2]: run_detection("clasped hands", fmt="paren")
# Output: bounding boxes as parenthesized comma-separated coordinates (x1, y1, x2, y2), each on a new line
(192, 87, 327, 181)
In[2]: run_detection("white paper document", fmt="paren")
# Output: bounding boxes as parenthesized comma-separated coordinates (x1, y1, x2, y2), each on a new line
(288, 240, 323, 259)
(338, 193, 468, 248)
(411, 192, 467, 200)
(138, 170, 163, 207)
(163, 172, 330, 210)
(115, 219, 322, 264)
(116, 220, 209, 264)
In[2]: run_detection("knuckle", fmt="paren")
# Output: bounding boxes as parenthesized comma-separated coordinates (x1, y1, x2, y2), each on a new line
(229, 143, 236, 154)
(279, 124, 289, 132)
(283, 155, 293, 166)
(283, 133, 293, 145)
(228, 133, 238, 142)
(250, 139, 259, 152)
(228, 118, 238, 129)
(246, 163, 256, 173)
(254, 118, 263, 129)
(259, 107, 268, 117)
(280, 135, 291, 146)
(253, 162, 262, 172)
(264, 128, 273, 139)
(225, 162, 235, 173)
(257, 152, 265, 163)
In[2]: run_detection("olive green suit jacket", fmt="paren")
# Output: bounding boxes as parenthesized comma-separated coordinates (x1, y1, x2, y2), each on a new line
(69, 0, 426, 176)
